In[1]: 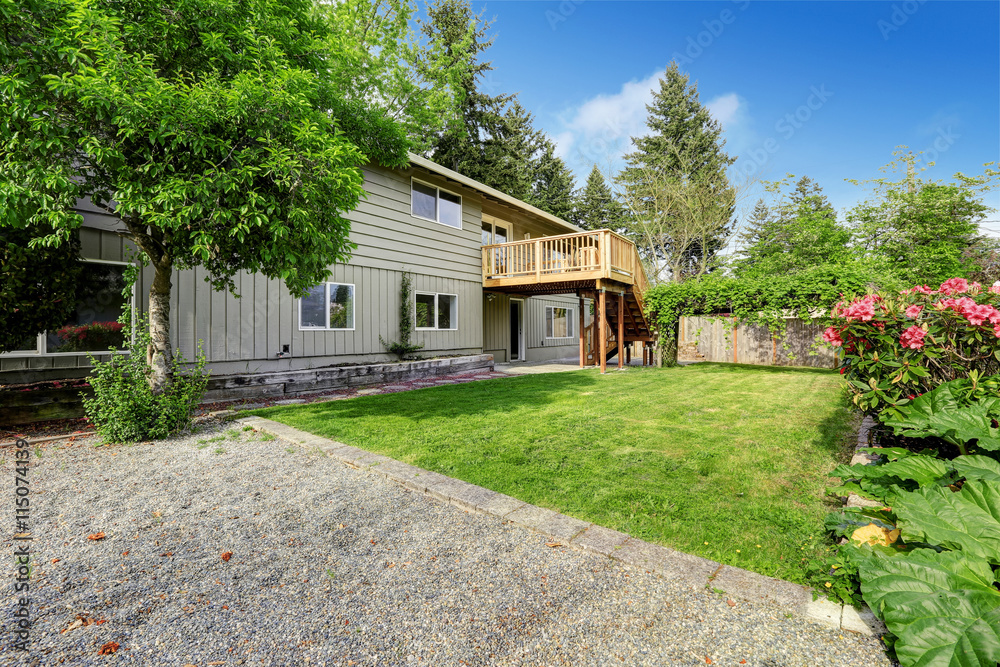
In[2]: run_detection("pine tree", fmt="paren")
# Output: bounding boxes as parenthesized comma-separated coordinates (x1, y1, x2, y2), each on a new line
(734, 176, 850, 277)
(527, 139, 576, 220)
(576, 166, 624, 231)
(736, 198, 772, 252)
(618, 62, 737, 282)
(420, 0, 541, 199)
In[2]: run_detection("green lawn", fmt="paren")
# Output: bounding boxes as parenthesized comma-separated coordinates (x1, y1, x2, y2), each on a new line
(252, 363, 855, 585)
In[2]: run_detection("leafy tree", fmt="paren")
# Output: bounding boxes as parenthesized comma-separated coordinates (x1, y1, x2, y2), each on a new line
(576, 166, 625, 231)
(526, 139, 576, 220)
(0, 225, 82, 352)
(734, 176, 851, 277)
(324, 0, 473, 154)
(1, 0, 410, 392)
(618, 62, 737, 282)
(848, 150, 998, 285)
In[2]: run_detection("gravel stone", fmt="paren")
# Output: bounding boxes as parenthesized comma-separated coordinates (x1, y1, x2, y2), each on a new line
(2, 423, 892, 666)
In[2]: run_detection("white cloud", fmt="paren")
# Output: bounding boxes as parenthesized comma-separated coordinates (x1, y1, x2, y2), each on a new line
(706, 92, 740, 127)
(551, 70, 749, 181)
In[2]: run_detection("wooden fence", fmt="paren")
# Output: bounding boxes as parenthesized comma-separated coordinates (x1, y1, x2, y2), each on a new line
(678, 316, 837, 369)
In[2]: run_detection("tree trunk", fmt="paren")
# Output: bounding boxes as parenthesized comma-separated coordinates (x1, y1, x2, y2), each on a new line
(147, 257, 174, 394)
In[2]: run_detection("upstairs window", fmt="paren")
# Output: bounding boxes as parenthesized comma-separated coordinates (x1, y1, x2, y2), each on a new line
(299, 283, 355, 330)
(415, 292, 458, 330)
(545, 306, 575, 339)
(411, 178, 462, 229)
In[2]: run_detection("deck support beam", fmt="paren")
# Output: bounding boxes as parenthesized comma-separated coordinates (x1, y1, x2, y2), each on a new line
(618, 292, 625, 370)
(579, 296, 585, 368)
(599, 289, 607, 374)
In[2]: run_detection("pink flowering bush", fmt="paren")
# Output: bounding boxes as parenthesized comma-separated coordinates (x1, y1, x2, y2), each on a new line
(824, 277, 1000, 414)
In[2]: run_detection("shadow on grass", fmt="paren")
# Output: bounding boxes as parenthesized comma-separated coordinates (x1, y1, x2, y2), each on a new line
(677, 362, 838, 376)
(250, 371, 604, 424)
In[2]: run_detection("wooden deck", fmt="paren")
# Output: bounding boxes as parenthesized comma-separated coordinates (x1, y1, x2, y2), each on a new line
(482, 229, 648, 295)
(482, 230, 655, 372)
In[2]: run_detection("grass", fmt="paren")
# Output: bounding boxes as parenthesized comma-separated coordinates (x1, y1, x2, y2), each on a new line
(252, 363, 855, 585)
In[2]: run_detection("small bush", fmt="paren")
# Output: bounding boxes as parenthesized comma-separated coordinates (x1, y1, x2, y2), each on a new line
(83, 318, 208, 444)
(824, 277, 1000, 416)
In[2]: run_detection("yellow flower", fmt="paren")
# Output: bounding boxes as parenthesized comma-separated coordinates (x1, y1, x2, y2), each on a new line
(825, 582, 832, 588)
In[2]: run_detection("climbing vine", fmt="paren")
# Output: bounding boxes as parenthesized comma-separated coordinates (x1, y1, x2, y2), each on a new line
(643, 263, 904, 364)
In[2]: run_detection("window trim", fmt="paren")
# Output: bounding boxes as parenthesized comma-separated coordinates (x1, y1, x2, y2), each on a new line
(1, 258, 136, 358)
(297, 282, 357, 332)
(411, 177, 463, 229)
(481, 215, 512, 245)
(414, 291, 459, 331)
(545, 305, 576, 339)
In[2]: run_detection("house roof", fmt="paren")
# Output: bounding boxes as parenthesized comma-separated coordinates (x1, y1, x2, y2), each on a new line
(407, 153, 582, 235)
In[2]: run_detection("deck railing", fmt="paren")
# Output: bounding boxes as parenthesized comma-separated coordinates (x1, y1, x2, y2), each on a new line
(482, 229, 649, 293)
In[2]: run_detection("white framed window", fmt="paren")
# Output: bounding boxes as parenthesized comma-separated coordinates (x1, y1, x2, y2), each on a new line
(298, 282, 355, 331)
(415, 292, 458, 331)
(411, 178, 462, 229)
(545, 306, 575, 339)
(480, 215, 512, 245)
(2, 259, 134, 357)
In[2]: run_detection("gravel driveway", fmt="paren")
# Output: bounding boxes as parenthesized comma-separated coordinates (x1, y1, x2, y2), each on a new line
(2, 421, 892, 666)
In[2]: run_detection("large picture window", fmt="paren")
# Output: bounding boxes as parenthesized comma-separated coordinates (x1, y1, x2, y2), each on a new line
(5, 260, 132, 356)
(411, 178, 462, 229)
(545, 306, 575, 339)
(415, 292, 457, 330)
(298, 283, 355, 330)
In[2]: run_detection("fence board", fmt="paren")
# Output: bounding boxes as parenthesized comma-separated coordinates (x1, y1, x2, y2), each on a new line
(678, 316, 836, 369)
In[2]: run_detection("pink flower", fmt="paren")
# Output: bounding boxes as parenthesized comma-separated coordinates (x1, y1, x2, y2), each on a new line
(843, 295, 881, 322)
(965, 304, 1000, 327)
(822, 327, 844, 347)
(903, 284, 935, 295)
(905, 305, 923, 319)
(900, 325, 927, 350)
(991, 281, 1000, 295)
(938, 278, 970, 295)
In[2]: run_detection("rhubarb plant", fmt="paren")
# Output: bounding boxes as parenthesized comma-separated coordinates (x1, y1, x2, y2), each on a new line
(828, 449, 1000, 666)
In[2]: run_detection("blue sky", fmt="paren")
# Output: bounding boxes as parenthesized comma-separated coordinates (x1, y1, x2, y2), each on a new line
(468, 0, 999, 229)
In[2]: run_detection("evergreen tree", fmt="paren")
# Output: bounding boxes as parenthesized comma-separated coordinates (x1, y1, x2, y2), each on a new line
(735, 198, 772, 253)
(527, 139, 576, 220)
(618, 62, 737, 282)
(420, 0, 539, 199)
(576, 166, 625, 231)
(734, 176, 851, 277)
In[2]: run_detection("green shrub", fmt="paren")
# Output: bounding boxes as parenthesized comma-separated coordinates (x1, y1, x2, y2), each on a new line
(380, 272, 423, 360)
(82, 317, 208, 444)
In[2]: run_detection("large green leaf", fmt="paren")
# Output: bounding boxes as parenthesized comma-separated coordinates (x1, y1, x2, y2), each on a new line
(895, 482, 1000, 563)
(952, 456, 1000, 484)
(882, 382, 1000, 450)
(859, 549, 1000, 667)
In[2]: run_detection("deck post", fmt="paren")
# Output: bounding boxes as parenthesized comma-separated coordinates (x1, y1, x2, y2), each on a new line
(618, 292, 624, 370)
(599, 288, 607, 374)
(579, 295, 585, 368)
